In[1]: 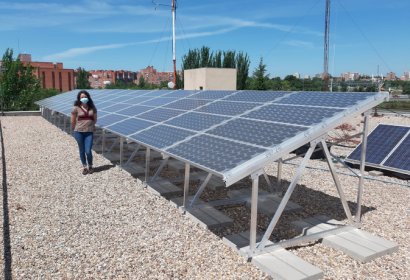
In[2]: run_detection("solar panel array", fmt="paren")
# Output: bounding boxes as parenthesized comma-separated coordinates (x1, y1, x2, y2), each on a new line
(36, 89, 386, 181)
(347, 124, 410, 174)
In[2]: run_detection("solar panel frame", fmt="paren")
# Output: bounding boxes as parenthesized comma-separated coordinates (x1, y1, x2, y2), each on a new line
(36, 90, 389, 185)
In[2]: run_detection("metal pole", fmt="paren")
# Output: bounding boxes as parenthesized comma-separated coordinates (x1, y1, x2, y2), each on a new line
(249, 170, 261, 251)
(262, 169, 274, 193)
(276, 158, 283, 193)
(63, 115, 66, 132)
(120, 136, 124, 166)
(321, 139, 354, 225)
(182, 162, 190, 210)
(172, 0, 176, 89)
(101, 129, 106, 155)
(145, 147, 151, 182)
(355, 113, 369, 224)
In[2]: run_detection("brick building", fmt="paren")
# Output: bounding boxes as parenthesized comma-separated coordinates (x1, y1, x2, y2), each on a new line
(386, 72, 396, 80)
(0, 54, 74, 92)
(135, 66, 182, 87)
(341, 72, 359, 81)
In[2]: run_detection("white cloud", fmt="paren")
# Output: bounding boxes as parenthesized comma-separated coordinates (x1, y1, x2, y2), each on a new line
(284, 40, 314, 48)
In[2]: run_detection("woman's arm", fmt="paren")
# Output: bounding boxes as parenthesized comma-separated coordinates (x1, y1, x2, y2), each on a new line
(71, 113, 77, 128)
(93, 112, 97, 125)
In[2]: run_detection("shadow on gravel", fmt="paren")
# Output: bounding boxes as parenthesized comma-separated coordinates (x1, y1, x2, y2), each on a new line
(0, 122, 12, 280)
(93, 164, 116, 173)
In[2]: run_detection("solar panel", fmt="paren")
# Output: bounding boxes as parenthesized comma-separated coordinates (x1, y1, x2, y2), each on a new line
(36, 89, 388, 185)
(346, 124, 410, 174)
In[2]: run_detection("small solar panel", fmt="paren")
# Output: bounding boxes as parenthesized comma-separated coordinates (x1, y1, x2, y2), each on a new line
(195, 101, 260, 116)
(347, 124, 410, 164)
(129, 125, 195, 150)
(137, 108, 185, 122)
(165, 112, 230, 131)
(383, 134, 410, 171)
(164, 99, 212, 110)
(106, 118, 155, 136)
(116, 105, 153, 117)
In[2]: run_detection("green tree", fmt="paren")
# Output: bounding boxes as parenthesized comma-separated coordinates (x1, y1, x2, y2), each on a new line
(402, 85, 410, 95)
(331, 85, 339, 92)
(251, 57, 269, 90)
(236, 51, 250, 90)
(138, 75, 146, 88)
(75, 67, 91, 89)
(1, 48, 42, 111)
(175, 73, 183, 89)
(358, 86, 364, 92)
(366, 84, 377, 92)
(340, 81, 348, 92)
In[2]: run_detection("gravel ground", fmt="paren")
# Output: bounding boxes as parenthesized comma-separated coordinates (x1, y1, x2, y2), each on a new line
(0, 115, 409, 279)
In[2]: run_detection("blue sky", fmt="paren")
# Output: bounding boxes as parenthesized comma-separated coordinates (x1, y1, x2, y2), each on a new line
(1, 0, 408, 78)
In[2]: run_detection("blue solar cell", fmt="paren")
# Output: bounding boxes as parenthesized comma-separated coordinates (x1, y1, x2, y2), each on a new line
(164, 99, 211, 110)
(116, 105, 153, 117)
(140, 98, 178, 107)
(274, 92, 375, 108)
(138, 108, 185, 122)
(106, 118, 155, 136)
(129, 125, 195, 149)
(207, 118, 306, 148)
(166, 134, 267, 173)
(195, 101, 260, 116)
(102, 103, 132, 113)
(165, 112, 230, 131)
(383, 134, 410, 171)
(244, 104, 344, 126)
(189, 90, 237, 100)
(97, 114, 129, 127)
(348, 124, 410, 164)
(224, 91, 291, 103)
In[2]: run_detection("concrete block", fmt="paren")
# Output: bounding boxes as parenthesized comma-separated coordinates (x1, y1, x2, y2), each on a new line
(369, 170, 384, 177)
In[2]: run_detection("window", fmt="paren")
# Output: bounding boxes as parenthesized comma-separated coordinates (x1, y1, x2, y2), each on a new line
(52, 72, 55, 88)
(42, 71, 46, 88)
(68, 72, 72, 91)
(59, 72, 62, 92)
(200, 86, 203, 90)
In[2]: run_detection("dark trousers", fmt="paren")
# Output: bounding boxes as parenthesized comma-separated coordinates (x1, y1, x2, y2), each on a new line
(74, 132, 93, 167)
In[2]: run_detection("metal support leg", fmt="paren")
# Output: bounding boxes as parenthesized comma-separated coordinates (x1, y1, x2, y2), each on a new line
(106, 137, 119, 155)
(182, 163, 190, 211)
(258, 144, 315, 250)
(250, 169, 262, 251)
(263, 169, 274, 193)
(321, 139, 354, 225)
(124, 144, 141, 167)
(70, 121, 73, 136)
(101, 129, 106, 155)
(356, 113, 370, 224)
(145, 147, 151, 183)
(190, 173, 212, 206)
(63, 115, 67, 132)
(277, 158, 283, 193)
(93, 133, 102, 145)
(119, 136, 124, 166)
(150, 157, 169, 182)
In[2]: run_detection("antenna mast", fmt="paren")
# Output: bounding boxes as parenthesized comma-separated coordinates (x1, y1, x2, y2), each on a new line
(323, 0, 331, 91)
(152, 0, 177, 89)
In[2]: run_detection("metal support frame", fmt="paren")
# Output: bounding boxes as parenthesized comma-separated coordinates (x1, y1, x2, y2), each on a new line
(256, 137, 321, 252)
(63, 115, 67, 132)
(119, 136, 124, 166)
(190, 173, 212, 206)
(70, 121, 73, 136)
(145, 147, 151, 183)
(262, 169, 274, 193)
(124, 144, 141, 167)
(356, 112, 370, 224)
(93, 133, 102, 146)
(150, 156, 169, 182)
(321, 139, 354, 225)
(101, 129, 106, 155)
(106, 137, 119, 155)
(329, 150, 360, 177)
(249, 169, 262, 250)
(182, 162, 190, 211)
(276, 158, 283, 193)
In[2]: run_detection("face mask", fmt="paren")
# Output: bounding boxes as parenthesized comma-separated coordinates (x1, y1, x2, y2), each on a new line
(80, 98, 89, 104)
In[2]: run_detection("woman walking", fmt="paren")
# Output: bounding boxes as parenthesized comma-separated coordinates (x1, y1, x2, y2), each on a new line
(71, 90, 98, 175)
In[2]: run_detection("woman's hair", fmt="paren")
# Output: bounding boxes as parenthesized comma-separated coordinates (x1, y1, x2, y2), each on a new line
(74, 90, 96, 109)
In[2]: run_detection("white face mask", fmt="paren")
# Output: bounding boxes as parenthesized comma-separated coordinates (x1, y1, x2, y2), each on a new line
(80, 97, 89, 104)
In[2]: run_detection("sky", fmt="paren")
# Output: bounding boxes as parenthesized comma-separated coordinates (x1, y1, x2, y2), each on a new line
(0, 0, 409, 78)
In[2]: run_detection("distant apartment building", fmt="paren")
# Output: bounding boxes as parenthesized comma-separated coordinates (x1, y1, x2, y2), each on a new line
(341, 72, 359, 81)
(293, 73, 300, 79)
(315, 73, 330, 79)
(78, 70, 137, 89)
(386, 72, 396, 80)
(304, 75, 311, 79)
(0, 53, 75, 92)
(404, 71, 410, 80)
(135, 66, 182, 87)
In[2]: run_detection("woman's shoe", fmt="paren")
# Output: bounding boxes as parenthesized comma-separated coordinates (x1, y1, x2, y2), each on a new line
(82, 167, 88, 175)
(88, 166, 94, 174)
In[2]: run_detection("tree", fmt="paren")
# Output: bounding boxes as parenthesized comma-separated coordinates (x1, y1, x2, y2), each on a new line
(138, 75, 146, 88)
(251, 57, 269, 90)
(331, 85, 339, 92)
(175, 73, 183, 89)
(366, 84, 377, 92)
(75, 67, 91, 89)
(236, 51, 250, 90)
(1, 48, 42, 111)
(402, 85, 410, 95)
(358, 86, 364, 92)
(340, 81, 348, 92)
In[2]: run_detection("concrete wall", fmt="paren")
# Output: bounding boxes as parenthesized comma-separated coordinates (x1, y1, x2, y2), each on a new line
(184, 68, 236, 90)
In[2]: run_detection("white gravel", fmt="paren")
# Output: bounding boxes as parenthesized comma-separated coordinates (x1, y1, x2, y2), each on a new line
(0, 115, 409, 279)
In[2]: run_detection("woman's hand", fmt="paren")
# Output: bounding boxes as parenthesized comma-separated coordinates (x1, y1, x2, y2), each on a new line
(93, 113, 97, 125)
(71, 113, 76, 127)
